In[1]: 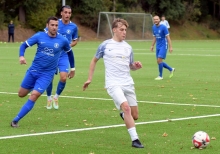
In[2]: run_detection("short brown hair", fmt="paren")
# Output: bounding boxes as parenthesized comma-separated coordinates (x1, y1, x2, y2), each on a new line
(46, 16, 58, 24)
(112, 18, 129, 29)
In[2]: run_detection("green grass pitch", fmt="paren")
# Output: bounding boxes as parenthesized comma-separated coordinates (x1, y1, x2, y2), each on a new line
(0, 40, 220, 154)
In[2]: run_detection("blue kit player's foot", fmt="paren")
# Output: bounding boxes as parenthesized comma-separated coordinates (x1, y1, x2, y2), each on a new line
(46, 100, 52, 109)
(132, 139, 144, 148)
(11, 121, 19, 128)
(120, 112, 124, 120)
(53, 98, 59, 109)
(169, 68, 175, 78)
(155, 76, 163, 80)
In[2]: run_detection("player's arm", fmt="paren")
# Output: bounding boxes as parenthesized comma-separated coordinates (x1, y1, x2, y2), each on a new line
(83, 57, 99, 91)
(150, 37, 156, 52)
(70, 27, 78, 47)
(166, 35, 173, 53)
(70, 39, 77, 47)
(129, 50, 142, 71)
(19, 32, 39, 64)
(166, 21, 170, 29)
(67, 49, 75, 79)
(19, 42, 29, 64)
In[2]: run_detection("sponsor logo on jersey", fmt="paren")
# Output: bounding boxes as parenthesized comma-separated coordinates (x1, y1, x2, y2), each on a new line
(41, 47, 54, 56)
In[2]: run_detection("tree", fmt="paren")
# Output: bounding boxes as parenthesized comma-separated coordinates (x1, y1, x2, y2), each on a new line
(183, 0, 202, 22)
(78, 0, 111, 30)
(141, 0, 185, 20)
(26, 0, 60, 31)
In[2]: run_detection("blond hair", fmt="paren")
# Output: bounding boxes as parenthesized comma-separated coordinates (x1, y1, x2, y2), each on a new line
(112, 18, 129, 29)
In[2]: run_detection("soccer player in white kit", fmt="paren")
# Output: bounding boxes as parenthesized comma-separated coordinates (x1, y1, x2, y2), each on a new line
(83, 18, 144, 148)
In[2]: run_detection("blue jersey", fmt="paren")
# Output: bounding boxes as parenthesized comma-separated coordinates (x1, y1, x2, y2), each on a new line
(25, 31, 71, 73)
(152, 24, 169, 48)
(44, 19, 78, 57)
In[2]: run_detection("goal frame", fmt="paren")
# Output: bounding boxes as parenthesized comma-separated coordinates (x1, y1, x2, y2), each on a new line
(97, 12, 153, 41)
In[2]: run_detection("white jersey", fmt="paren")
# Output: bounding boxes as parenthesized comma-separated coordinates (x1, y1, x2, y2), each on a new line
(160, 20, 170, 29)
(95, 39, 134, 88)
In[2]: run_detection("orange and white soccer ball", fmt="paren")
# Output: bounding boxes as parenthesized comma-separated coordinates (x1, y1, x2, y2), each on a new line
(192, 131, 210, 148)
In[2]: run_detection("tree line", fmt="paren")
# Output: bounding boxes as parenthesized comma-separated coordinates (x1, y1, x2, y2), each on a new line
(0, 0, 220, 31)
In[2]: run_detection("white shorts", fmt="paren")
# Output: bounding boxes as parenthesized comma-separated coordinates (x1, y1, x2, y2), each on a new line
(106, 85, 137, 110)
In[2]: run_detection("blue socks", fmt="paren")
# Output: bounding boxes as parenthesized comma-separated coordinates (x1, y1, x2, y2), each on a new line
(158, 63, 163, 77)
(162, 62, 172, 71)
(158, 62, 172, 77)
(13, 99, 35, 122)
(46, 82, 53, 96)
(56, 81, 66, 95)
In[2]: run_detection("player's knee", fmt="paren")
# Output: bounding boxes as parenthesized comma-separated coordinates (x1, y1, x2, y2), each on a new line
(18, 92, 26, 98)
(29, 92, 40, 101)
(60, 76, 67, 82)
(133, 114, 139, 120)
(122, 104, 131, 114)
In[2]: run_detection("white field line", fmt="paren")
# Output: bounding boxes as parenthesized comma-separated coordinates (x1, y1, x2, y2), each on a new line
(1, 92, 220, 108)
(1, 46, 220, 52)
(1, 113, 220, 140)
(134, 53, 220, 57)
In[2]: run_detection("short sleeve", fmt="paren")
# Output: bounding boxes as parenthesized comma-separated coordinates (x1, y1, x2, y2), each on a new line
(129, 49, 134, 65)
(63, 38, 71, 52)
(163, 26, 169, 36)
(152, 26, 155, 36)
(72, 26, 78, 41)
(95, 42, 106, 59)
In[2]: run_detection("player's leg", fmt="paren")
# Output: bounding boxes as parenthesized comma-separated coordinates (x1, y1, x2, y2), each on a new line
(46, 81, 53, 109)
(53, 55, 69, 109)
(11, 71, 54, 127)
(8, 34, 11, 42)
(18, 70, 35, 97)
(155, 48, 165, 80)
(107, 86, 144, 148)
(123, 85, 139, 120)
(12, 33, 14, 42)
(160, 46, 175, 78)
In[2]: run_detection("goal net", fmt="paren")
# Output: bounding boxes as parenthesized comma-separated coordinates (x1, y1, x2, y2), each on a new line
(97, 12, 153, 41)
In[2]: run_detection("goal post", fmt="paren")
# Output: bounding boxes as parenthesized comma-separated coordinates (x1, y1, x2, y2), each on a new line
(97, 12, 153, 41)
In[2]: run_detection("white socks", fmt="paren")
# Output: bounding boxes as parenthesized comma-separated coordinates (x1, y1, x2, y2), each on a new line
(128, 127, 138, 141)
(54, 94, 59, 99)
(47, 96, 52, 101)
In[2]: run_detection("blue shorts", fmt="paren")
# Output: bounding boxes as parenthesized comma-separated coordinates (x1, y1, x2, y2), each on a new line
(21, 69, 54, 94)
(156, 45, 168, 59)
(56, 53, 69, 74)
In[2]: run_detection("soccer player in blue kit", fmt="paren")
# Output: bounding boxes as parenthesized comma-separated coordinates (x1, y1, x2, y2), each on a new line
(150, 15, 175, 80)
(11, 16, 75, 127)
(45, 5, 78, 109)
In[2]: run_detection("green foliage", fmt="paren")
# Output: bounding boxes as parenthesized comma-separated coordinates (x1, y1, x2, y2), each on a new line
(159, 0, 185, 20)
(26, 1, 59, 31)
(184, 0, 202, 22)
(79, 0, 110, 30)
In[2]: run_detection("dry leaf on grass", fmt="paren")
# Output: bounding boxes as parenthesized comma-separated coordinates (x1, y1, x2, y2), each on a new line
(162, 132, 168, 137)
(211, 137, 216, 140)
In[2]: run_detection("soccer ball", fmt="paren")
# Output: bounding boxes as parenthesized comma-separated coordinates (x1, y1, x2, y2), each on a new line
(192, 131, 210, 148)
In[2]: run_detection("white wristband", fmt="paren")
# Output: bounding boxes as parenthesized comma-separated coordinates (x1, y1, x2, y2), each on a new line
(71, 68, 75, 71)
